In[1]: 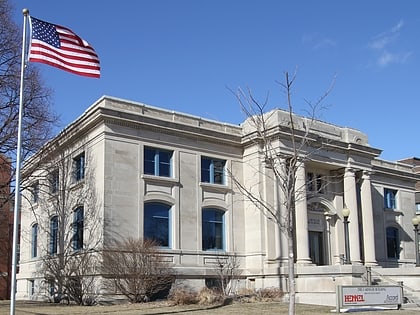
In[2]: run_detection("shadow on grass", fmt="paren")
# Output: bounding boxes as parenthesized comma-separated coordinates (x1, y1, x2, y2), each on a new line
(0, 300, 232, 315)
(139, 303, 229, 315)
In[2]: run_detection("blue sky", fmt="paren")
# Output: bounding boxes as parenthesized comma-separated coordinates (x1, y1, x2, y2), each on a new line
(13, 1, 420, 161)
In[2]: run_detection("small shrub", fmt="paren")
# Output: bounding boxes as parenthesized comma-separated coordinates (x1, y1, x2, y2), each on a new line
(236, 287, 283, 303)
(237, 287, 255, 296)
(82, 295, 97, 306)
(258, 287, 284, 301)
(102, 238, 175, 303)
(197, 287, 224, 305)
(169, 288, 198, 305)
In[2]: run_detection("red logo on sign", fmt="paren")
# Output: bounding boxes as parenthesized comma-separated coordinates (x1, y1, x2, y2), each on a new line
(344, 295, 365, 303)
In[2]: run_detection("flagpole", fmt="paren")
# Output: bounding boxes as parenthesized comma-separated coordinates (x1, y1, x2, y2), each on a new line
(10, 8, 29, 315)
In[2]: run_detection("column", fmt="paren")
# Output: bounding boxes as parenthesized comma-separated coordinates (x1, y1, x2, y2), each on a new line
(275, 173, 289, 264)
(343, 167, 361, 264)
(295, 163, 311, 264)
(324, 213, 333, 265)
(360, 171, 377, 265)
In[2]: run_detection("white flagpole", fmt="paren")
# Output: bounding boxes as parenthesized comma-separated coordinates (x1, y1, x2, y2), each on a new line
(10, 8, 29, 315)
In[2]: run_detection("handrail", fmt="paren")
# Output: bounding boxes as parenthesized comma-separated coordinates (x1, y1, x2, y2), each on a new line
(368, 267, 417, 293)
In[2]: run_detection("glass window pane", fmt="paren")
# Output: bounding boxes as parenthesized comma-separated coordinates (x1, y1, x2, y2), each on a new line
(202, 209, 224, 250)
(144, 147, 172, 177)
(144, 147, 156, 175)
(144, 202, 170, 247)
(50, 170, 59, 193)
(201, 158, 211, 183)
(213, 160, 225, 184)
(386, 227, 399, 259)
(158, 150, 171, 177)
(50, 217, 58, 254)
(32, 224, 38, 258)
(201, 157, 225, 184)
(307, 173, 314, 191)
(316, 175, 323, 193)
(384, 189, 397, 209)
(73, 207, 84, 250)
(32, 182, 39, 202)
(74, 153, 85, 181)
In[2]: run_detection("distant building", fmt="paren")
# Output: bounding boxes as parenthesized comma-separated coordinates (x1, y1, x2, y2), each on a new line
(16, 96, 420, 305)
(0, 155, 12, 299)
(398, 157, 420, 215)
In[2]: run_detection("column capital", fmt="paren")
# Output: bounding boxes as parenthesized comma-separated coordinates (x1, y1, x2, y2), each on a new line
(361, 170, 374, 179)
(344, 167, 356, 177)
(324, 211, 335, 222)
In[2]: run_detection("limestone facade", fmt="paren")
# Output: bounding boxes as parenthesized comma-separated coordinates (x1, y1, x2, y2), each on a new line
(16, 96, 420, 304)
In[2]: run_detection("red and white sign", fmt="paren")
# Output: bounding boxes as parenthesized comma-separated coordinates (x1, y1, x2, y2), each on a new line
(341, 286, 402, 306)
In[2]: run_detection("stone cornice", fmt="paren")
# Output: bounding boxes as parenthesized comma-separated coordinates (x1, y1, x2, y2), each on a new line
(372, 158, 420, 183)
(98, 107, 242, 147)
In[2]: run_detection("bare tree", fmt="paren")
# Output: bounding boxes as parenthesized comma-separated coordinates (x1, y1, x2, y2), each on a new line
(0, 155, 12, 299)
(230, 72, 334, 315)
(0, 2, 59, 288)
(102, 238, 175, 303)
(23, 148, 102, 305)
(213, 253, 242, 296)
(0, 0, 58, 190)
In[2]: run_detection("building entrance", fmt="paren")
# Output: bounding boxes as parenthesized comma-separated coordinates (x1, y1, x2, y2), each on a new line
(309, 231, 325, 265)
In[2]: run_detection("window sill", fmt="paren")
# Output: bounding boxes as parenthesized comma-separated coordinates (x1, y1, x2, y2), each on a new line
(142, 174, 179, 185)
(200, 182, 230, 193)
(70, 179, 85, 190)
(202, 248, 226, 253)
(384, 208, 403, 215)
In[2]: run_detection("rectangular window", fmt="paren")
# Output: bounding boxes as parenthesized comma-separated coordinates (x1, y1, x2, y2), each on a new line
(29, 280, 35, 296)
(32, 181, 39, 203)
(144, 147, 173, 177)
(384, 188, 397, 209)
(307, 172, 314, 191)
(386, 227, 400, 259)
(49, 216, 58, 255)
(201, 157, 226, 185)
(416, 203, 420, 213)
(73, 153, 85, 182)
(307, 172, 324, 193)
(31, 224, 38, 258)
(50, 169, 59, 194)
(73, 207, 84, 250)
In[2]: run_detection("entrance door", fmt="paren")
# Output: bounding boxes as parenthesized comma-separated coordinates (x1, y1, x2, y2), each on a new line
(309, 231, 324, 265)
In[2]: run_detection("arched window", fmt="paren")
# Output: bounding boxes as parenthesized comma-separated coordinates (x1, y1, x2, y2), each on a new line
(144, 202, 171, 247)
(202, 208, 225, 251)
(386, 227, 400, 259)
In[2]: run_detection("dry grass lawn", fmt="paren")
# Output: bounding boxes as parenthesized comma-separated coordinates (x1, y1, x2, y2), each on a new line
(0, 300, 418, 315)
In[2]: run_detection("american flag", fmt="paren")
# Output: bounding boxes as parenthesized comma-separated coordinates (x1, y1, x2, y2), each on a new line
(29, 17, 100, 78)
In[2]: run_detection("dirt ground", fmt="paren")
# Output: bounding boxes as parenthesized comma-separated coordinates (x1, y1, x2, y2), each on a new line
(0, 300, 418, 315)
